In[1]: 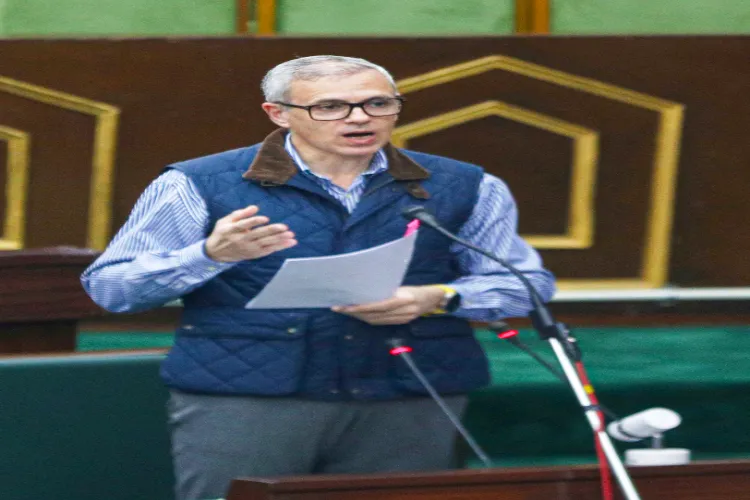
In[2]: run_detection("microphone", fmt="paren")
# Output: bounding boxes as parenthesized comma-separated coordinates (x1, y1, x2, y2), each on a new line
(401, 206, 567, 354)
(605, 408, 690, 467)
(401, 206, 442, 228)
(487, 321, 619, 422)
(402, 207, 540, 301)
(387, 338, 493, 468)
(403, 206, 644, 499)
(606, 408, 681, 442)
(491, 319, 689, 467)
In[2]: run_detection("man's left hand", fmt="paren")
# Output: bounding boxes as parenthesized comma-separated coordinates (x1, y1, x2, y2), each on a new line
(332, 286, 446, 325)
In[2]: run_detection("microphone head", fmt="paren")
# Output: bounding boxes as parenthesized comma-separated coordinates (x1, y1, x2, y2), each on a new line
(402, 206, 428, 220)
(607, 408, 682, 442)
(401, 206, 441, 228)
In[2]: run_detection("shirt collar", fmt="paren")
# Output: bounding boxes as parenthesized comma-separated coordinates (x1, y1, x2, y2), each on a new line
(283, 132, 389, 180)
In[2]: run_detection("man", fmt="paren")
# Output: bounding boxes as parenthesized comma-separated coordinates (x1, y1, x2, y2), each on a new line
(82, 55, 556, 500)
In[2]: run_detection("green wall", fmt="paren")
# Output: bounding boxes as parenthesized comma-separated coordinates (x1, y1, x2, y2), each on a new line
(277, 0, 513, 35)
(0, 0, 235, 36)
(553, 0, 750, 34)
(0, 0, 513, 37)
(0, 0, 749, 37)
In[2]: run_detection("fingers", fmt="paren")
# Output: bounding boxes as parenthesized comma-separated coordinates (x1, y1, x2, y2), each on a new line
(227, 205, 260, 223)
(253, 236, 298, 258)
(231, 215, 270, 232)
(206, 206, 297, 262)
(333, 299, 420, 326)
(366, 315, 417, 325)
(224, 208, 290, 241)
(253, 231, 297, 253)
(335, 301, 415, 316)
(331, 286, 446, 325)
(230, 220, 289, 240)
(252, 229, 295, 245)
(334, 290, 416, 314)
(334, 298, 408, 314)
(224, 212, 294, 243)
(337, 310, 419, 325)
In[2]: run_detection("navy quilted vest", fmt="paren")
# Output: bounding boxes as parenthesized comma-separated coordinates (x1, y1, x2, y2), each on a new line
(160, 130, 490, 400)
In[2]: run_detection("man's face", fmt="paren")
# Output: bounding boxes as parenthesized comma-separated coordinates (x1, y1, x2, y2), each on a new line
(266, 69, 399, 160)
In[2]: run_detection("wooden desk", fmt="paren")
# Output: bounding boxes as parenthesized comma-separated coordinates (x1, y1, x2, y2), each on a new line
(228, 460, 750, 499)
(0, 247, 102, 353)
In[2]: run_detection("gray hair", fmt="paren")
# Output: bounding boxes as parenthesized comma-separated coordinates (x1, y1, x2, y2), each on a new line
(261, 55, 397, 102)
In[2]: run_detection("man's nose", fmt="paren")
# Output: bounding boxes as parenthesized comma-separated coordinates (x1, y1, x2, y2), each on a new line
(346, 106, 370, 122)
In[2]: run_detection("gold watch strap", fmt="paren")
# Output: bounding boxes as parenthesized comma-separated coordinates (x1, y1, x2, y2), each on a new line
(429, 284, 458, 315)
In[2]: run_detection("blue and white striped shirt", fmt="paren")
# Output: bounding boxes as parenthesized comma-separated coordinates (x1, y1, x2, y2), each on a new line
(286, 133, 389, 213)
(81, 137, 556, 321)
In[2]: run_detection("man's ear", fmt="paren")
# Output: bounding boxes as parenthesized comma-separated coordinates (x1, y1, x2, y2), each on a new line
(261, 102, 290, 128)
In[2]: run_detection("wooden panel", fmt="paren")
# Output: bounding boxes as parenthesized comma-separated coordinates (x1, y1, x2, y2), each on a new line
(0, 247, 100, 322)
(236, 0, 250, 34)
(0, 247, 103, 353)
(0, 37, 748, 287)
(0, 321, 77, 353)
(411, 117, 573, 235)
(256, 0, 277, 35)
(227, 461, 750, 500)
(515, 0, 550, 34)
(0, 140, 7, 223)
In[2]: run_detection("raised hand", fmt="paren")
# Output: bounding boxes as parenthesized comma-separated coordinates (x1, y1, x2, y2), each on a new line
(205, 205, 297, 262)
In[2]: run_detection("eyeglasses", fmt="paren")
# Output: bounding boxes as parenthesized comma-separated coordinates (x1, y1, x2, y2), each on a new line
(275, 96, 405, 121)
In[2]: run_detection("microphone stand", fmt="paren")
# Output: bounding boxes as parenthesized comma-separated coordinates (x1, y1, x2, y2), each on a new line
(409, 212, 642, 500)
(387, 339, 494, 468)
(491, 322, 620, 422)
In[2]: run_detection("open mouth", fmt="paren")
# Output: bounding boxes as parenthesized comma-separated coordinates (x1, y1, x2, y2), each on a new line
(343, 131, 375, 138)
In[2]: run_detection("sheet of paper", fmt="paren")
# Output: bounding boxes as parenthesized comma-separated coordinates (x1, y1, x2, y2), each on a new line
(245, 231, 418, 309)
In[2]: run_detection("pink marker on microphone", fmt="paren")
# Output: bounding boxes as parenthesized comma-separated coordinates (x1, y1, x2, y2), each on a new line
(404, 219, 420, 236)
(389, 346, 413, 356)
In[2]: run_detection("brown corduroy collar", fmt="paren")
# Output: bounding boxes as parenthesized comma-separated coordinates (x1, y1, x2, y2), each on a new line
(242, 129, 431, 192)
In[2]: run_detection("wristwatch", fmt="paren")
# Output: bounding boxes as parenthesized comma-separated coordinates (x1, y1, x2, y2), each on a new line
(434, 285, 461, 314)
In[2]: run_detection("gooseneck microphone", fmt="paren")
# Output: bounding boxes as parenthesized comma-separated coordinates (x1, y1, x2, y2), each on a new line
(402, 206, 642, 500)
(401, 207, 545, 306)
(401, 206, 571, 359)
(387, 339, 493, 468)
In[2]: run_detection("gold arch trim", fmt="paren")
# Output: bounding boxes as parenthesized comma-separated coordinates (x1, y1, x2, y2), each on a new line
(0, 76, 120, 250)
(0, 125, 31, 250)
(392, 100, 599, 249)
(395, 55, 685, 289)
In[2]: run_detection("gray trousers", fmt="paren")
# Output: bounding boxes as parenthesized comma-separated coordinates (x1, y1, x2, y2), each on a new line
(167, 390, 468, 500)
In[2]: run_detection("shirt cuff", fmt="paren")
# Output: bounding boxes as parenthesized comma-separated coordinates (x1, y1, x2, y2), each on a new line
(444, 282, 477, 315)
(176, 240, 236, 280)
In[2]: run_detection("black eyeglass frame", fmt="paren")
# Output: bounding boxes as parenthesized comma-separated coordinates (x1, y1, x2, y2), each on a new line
(274, 96, 405, 121)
